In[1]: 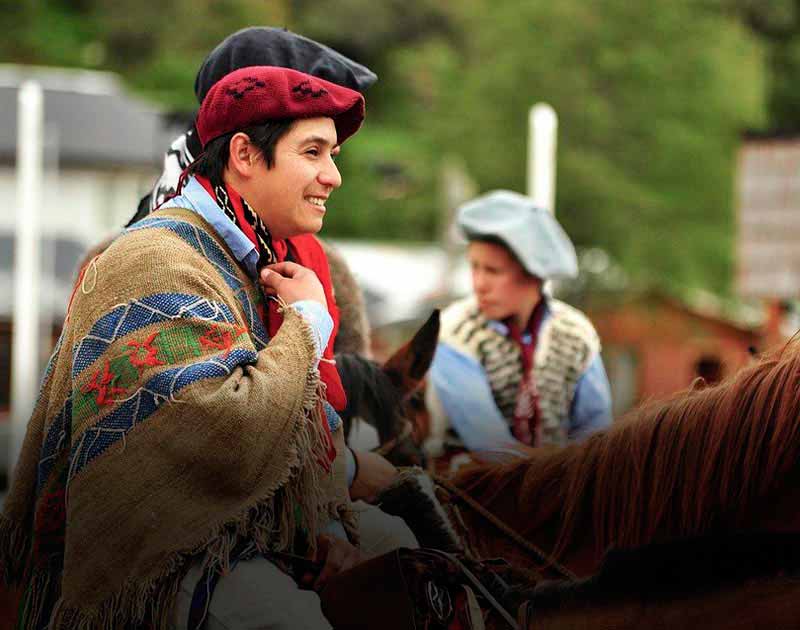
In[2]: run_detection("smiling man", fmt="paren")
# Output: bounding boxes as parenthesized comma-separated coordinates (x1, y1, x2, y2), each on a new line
(120, 26, 401, 503)
(427, 190, 612, 457)
(1, 66, 371, 630)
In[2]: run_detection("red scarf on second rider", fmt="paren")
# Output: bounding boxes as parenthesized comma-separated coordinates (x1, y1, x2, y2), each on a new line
(507, 300, 547, 446)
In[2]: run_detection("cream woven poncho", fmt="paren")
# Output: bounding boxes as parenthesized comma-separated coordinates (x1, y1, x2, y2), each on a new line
(0, 208, 352, 628)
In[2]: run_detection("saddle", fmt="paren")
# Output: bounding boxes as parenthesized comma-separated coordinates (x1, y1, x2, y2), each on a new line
(320, 547, 527, 630)
(319, 468, 532, 629)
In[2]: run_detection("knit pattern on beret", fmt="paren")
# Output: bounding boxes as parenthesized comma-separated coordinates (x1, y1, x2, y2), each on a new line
(196, 65, 365, 147)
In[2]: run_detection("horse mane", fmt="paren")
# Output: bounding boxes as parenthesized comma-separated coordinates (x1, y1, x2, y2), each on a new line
(455, 340, 800, 558)
(336, 352, 402, 443)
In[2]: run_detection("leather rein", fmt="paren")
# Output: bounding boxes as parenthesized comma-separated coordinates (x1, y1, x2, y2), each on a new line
(432, 474, 577, 582)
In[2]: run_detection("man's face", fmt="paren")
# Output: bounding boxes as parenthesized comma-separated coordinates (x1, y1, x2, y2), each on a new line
(246, 117, 342, 239)
(467, 241, 541, 322)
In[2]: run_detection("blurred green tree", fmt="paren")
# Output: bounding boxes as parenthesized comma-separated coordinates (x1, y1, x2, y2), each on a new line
(383, 0, 766, 292)
(0, 0, 288, 108)
(730, 0, 800, 129)
(0, 0, 779, 294)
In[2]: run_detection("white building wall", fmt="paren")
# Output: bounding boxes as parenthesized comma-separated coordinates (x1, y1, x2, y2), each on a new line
(0, 166, 155, 246)
(331, 240, 472, 326)
(0, 165, 156, 324)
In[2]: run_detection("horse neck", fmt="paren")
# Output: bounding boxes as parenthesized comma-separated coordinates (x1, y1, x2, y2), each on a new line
(748, 469, 800, 534)
(520, 571, 800, 630)
(456, 451, 601, 577)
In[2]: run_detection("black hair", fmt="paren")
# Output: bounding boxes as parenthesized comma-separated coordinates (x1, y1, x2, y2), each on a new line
(189, 119, 294, 183)
(468, 234, 541, 281)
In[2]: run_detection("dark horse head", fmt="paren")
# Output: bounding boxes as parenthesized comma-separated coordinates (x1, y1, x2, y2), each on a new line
(337, 310, 440, 468)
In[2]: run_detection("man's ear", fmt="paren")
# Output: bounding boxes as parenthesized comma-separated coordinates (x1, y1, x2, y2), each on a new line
(228, 132, 258, 178)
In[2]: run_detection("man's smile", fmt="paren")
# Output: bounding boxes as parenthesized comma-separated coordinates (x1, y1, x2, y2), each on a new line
(306, 195, 328, 210)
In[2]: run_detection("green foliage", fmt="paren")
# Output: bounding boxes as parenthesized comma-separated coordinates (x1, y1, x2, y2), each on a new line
(321, 124, 439, 240)
(1, 0, 788, 295)
(1, 0, 288, 108)
(725, 0, 800, 129)
(768, 39, 800, 127)
(392, 0, 766, 293)
(0, 0, 100, 66)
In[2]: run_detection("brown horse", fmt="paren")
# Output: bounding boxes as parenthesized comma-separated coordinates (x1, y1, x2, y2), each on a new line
(377, 341, 800, 629)
(446, 339, 800, 583)
(511, 530, 800, 629)
(527, 577, 800, 630)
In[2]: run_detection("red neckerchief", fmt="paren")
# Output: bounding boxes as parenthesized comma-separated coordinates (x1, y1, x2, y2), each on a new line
(506, 299, 547, 446)
(194, 175, 346, 465)
(283, 234, 347, 413)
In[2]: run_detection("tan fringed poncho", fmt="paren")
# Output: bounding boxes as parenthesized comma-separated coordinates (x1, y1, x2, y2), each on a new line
(0, 208, 353, 628)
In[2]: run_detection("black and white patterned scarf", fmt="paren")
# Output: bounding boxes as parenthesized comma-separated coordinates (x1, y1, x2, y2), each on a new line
(206, 173, 281, 268)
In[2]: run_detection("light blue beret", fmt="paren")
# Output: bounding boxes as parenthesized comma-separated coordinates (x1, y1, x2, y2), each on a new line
(457, 190, 578, 280)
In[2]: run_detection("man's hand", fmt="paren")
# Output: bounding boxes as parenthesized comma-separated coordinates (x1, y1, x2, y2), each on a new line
(349, 450, 399, 503)
(303, 533, 366, 592)
(260, 261, 326, 306)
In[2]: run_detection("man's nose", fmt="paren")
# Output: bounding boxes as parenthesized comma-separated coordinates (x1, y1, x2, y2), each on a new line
(472, 271, 488, 293)
(318, 158, 342, 189)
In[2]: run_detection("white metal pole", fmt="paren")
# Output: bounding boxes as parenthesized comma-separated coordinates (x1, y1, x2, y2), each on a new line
(38, 126, 59, 374)
(527, 103, 558, 214)
(10, 81, 44, 481)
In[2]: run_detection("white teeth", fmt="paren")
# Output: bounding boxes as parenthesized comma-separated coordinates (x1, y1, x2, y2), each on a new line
(308, 197, 326, 207)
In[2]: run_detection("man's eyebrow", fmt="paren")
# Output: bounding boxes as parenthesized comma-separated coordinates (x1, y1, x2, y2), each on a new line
(299, 135, 338, 147)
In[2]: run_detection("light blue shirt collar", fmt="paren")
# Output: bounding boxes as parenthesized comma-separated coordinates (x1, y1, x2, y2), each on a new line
(159, 176, 260, 279)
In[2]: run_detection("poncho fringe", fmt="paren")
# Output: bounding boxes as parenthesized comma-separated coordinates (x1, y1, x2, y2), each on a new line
(6, 323, 328, 629)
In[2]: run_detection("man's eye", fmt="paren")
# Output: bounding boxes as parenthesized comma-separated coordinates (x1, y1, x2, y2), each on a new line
(306, 148, 320, 156)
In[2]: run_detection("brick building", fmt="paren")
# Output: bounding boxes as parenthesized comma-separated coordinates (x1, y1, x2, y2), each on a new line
(583, 291, 762, 417)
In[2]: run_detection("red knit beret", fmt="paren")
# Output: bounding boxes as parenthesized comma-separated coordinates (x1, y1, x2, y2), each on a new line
(196, 65, 365, 148)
